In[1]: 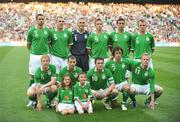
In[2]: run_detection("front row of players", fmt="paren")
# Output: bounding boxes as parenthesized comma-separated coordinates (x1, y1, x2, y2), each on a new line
(27, 47, 163, 114)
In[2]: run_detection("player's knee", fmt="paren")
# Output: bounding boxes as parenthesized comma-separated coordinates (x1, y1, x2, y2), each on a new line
(68, 109, 74, 114)
(129, 87, 136, 94)
(111, 89, 119, 96)
(77, 109, 84, 114)
(156, 87, 164, 95)
(51, 85, 57, 92)
(61, 110, 68, 115)
(29, 75, 34, 80)
(27, 88, 35, 96)
(123, 84, 130, 92)
(88, 109, 93, 114)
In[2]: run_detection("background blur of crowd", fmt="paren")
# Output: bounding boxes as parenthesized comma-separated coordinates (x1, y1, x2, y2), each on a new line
(0, 2, 179, 42)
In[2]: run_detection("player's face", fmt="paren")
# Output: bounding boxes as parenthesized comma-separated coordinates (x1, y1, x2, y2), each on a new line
(117, 20, 125, 30)
(57, 17, 64, 29)
(138, 21, 147, 33)
(78, 19, 85, 30)
(63, 76, 71, 87)
(41, 57, 50, 67)
(79, 74, 86, 85)
(37, 15, 44, 26)
(114, 50, 122, 60)
(95, 20, 103, 31)
(141, 55, 149, 66)
(95, 60, 104, 71)
(68, 58, 76, 68)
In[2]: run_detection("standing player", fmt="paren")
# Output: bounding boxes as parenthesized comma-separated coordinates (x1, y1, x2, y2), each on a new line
(105, 47, 131, 110)
(57, 55, 82, 86)
(74, 72, 93, 114)
(110, 17, 132, 58)
(86, 18, 111, 69)
(131, 19, 155, 68)
(49, 16, 73, 74)
(129, 53, 163, 109)
(26, 14, 51, 106)
(71, 17, 89, 72)
(27, 55, 57, 111)
(87, 58, 118, 110)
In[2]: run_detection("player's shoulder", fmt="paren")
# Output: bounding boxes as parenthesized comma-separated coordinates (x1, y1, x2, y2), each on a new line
(75, 66, 82, 72)
(110, 31, 116, 36)
(49, 64, 56, 69)
(146, 32, 154, 38)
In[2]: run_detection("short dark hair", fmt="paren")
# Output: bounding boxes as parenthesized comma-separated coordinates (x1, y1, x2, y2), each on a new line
(78, 72, 86, 78)
(95, 58, 104, 64)
(95, 18, 102, 24)
(36, 14, 44, 20)
(67, 55, 76, 61)
(138, 19, 146, 25)
(112, 46, 123, 57)
(116, 17, 124, 24)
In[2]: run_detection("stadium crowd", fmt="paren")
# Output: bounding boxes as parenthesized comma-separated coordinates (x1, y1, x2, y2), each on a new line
(0, 2, 179, 42)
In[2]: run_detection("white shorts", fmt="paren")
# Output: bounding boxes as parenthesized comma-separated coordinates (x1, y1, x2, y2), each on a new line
(125, 70, 131, 78)
(134, 58, 153, 69)
(91, 88, 108, 99)
(130, 84, 162, 95)
(74, 101, 93, 111)
(29, 54, 42, 75)
(115, 81, 128, 91)
(58, 103, 75, 112)
(29, 83, 49, 94)
(89, 58, 108, 69)
(50, 55, 67, 74)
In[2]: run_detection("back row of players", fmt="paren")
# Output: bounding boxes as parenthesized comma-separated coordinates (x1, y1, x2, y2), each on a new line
(26, 14, 163, 114)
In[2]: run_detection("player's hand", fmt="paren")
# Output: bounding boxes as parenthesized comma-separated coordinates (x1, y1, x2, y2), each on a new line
(150, 100, 155, 110)
(36, 102, 42, 112)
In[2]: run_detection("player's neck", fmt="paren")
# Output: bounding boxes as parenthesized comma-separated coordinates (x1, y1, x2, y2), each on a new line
(141, 64, 148, 70)
(57, 28, 63, 32)
(96, 30, 102, 34)
(69, 66, 74, 71)
(42, 66, 48, 71)
(97, 69, 102, 73)
(65, 86, 70, 89)
(37, 25, 43, 29)
(139, 31, 146, 35)
(115, 58, 121, 62)
(118, 29, 124, 33)
(78, 28, 84, 34)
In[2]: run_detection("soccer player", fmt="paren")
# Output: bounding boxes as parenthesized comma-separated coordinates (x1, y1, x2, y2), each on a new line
(26, 14, 51, 106)
(27, 55, 57, 111)
(129, 53, 163, 110)
(86, 18, 111, 69)
(110, 17, 132, 58)
(105, 46, 131, 110)
(87, 58, 118, 110)
(57, 55, 82, 86)
(71, 17, 89, 72)
(55, 75, 74, 115)
(49, 16, 73, 74)
(74, 72, 93, 114)
(131, 19, 155, 68)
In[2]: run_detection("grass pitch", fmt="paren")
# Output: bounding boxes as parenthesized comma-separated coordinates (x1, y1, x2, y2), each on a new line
(0, 47, 180, 122)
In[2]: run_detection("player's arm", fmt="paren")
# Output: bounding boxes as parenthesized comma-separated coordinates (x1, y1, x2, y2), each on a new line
(68, 30, 73, 49)
(104, 70, 115, 97)
(150, 34, 155, 53)
(55, 88, 60, 112)
(130, 34, 137, 53)
(26, 28, 33, 50)
(128, 32, 132, 52)
(86, 34, 92, 55)
(149, 70, 155, 110)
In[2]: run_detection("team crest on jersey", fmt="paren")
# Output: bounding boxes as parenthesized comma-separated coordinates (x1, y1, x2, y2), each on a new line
(41, 74, 45, 80)
(94, 36, 98, 42)
(144, 71, 148, 77)
(74, 73, 78, 78)
(92, 74, 98, 81)
(53, 34, 58, 40)
(146, 37, 150, 42)
(64, 33, 67, 38)
(135, 38, 139, 44)
(34, 31, 38, 37)
(102, 74, 106, 80)
(122, 63, 125, 69)
(84, 34, 88, 39)
(44, 30, 48, 35)
(48, 70, 51, 75)
(69, 91, 72, 95)
(124, 34, 127, 39)
(114, 35, 118, 42)
(111, 64, 116, 71)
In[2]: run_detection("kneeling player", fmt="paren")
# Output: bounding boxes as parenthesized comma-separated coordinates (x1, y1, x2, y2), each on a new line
(55, 75, 75, 115)
(87, 58, 118, 110)
(74, 72, 93, 114)
(129, 53, 163, 110)
(27, 55, 57, 111)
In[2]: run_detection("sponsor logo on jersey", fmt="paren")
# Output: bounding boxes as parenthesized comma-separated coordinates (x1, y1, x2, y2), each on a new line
(135, 38, 139, 44)
(102, 74, 106, 80)
(74, 73, 78, 78)
(34, 31, 38, 37)
(44, 30, 48, 35)
(94, 36, 98, 43)
(122, 63, 125, 69)
(53, 34, 58, 40)
(104, 35, 107, 39)
(92, 74, 98, 81)
(64, 33, 67, 38)
(146, 37, 150, 42)
(124, 34, 127, 39)
(48, 70, 51, 75)
(144, 71, 148, 77)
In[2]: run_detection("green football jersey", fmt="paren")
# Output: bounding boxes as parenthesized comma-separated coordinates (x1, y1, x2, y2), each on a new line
(57, 66, 82, 85)
(105, 58, 130, 84)
(87, 68, 114, 90)
(130, 61, 155, 93)
(110, 31, 132, 58)
(74, 82, 92, 102)
(131, 32, 155, 59)
(50, 29, 73, 59)
(34, 64, 56, 84)
(86, 32, 110, 58)
(27, 26, 51, 55)
(56, 87, 73, 104)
